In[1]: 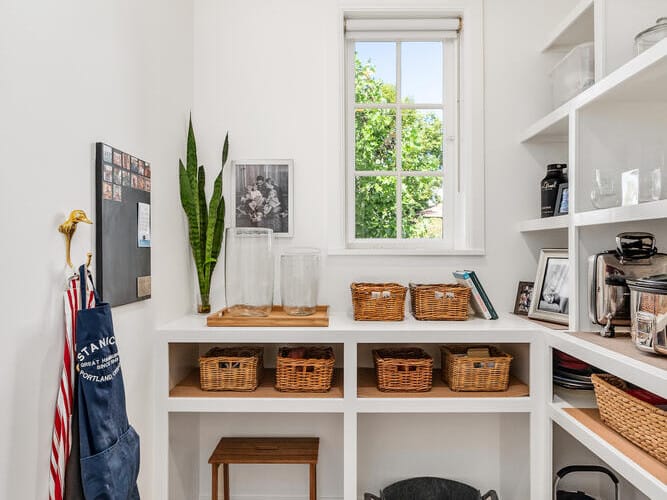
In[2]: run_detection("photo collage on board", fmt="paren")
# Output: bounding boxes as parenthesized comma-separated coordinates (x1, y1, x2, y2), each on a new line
(102, 144, 151, 202)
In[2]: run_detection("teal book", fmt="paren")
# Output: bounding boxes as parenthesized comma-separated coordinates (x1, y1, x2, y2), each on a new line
(452, 270, 492, 320)
(465, 270, 498, 320)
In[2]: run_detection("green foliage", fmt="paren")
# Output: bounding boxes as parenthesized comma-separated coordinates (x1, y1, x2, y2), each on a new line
(179, 116, 229, 310)
(354, 56, 443, 239)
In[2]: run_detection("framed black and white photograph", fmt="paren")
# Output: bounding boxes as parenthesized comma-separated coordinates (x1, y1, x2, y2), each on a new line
(513, 281, 534, 316)
(528, 249, 569, 325)
(555, 183, 569, 215)
(231, 159, 293, 237)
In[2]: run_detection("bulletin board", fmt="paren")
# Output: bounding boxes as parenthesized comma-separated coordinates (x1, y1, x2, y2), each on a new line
(95, 143, 151, 307)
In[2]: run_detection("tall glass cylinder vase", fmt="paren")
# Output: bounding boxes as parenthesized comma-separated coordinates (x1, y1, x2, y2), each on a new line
(224, 228, 274, 316)
(280, 248, 321, 316)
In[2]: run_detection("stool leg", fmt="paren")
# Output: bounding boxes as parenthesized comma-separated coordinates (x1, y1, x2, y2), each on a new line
(223, 463, 230, 500)
(309, 463, 316, 500)
(211, 464, 219, 500)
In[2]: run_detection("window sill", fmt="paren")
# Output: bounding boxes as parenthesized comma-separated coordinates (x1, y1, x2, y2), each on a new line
(326, 247, 486, 256)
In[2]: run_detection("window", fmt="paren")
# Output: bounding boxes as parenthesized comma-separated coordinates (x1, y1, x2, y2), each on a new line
(344, 16, 480, 253)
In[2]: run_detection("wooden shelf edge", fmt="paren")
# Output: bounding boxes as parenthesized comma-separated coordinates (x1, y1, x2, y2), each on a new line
(356, 368, 530, 399)
(556, 406, 667, 491)
(170, 368, 344, 399)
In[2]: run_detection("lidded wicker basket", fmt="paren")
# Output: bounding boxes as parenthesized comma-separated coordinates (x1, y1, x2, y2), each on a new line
(275, 346, 335, 393)
(592, 373, 667, 464)
(351, 282, 407, 321)
(373, 347, 433, 392)
(440, 345, 512, 392)
(199, 346, 264, 391)
(409, 283, 471, 321)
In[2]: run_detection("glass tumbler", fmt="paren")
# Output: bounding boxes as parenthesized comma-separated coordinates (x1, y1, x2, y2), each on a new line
(224, 227, 274, 316)
(280, 248, 321, 316)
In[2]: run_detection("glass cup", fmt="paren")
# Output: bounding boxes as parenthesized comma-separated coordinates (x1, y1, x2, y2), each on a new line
(224, 227, 274, 316)
(280, 248, 321, 316)
(590, 169, 621, 209)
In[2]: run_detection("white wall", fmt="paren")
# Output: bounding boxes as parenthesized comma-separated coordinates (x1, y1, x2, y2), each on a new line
(0, 0, 193, 498)
(193, 0, 574, 315)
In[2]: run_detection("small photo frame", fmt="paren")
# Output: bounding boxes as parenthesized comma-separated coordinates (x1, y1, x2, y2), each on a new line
(102, 182, 113, 200)
(103, 164, 113, 183)
(113, 167, 123, 185)
(231, 159, 294, 237)
(103, 145, 113, 163)
(112, 184, 122, 202)
(513, 281, 534, 316)
(555, 183, 568, 215)
(112, 151, 122, 167)
(122, 153, 130, 170)
(528, 249, 569, 325)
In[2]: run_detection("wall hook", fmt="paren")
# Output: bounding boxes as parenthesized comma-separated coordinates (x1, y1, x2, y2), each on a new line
(58, 209, 93, 269)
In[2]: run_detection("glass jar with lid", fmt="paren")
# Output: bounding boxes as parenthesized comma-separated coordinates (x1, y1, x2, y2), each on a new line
(635, 17, 667, 55)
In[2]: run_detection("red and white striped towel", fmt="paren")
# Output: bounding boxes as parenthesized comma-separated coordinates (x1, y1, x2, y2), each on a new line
(49, 274, 94, 500)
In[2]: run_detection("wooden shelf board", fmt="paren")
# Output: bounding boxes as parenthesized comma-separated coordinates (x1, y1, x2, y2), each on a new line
(170, 368, 344, 399)
(356, 368, 529, 399)
(566, 332, 667, 372)
(563, 407, 667, 485)
(542, 0, 594, 52)
(517, 215, 570, 232)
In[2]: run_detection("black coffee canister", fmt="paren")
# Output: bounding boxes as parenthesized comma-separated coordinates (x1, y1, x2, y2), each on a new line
(541, 164, 567, 218)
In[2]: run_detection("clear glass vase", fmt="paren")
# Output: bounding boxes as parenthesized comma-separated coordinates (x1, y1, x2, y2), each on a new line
(280, 248, 321, 316)
(224, 227, 274, 316)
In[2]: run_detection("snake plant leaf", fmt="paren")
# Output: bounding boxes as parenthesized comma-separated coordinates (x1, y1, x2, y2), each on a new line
(204, 169, 223, 280)
(179, 160, 203, 283)
(198, 165, 208, 262)
(212, 193, 225, 263)
(221, 132, 229, 167)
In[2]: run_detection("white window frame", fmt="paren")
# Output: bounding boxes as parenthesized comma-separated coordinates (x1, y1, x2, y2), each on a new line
(345, 27, 459, 250)
(329, 2, 485, 256)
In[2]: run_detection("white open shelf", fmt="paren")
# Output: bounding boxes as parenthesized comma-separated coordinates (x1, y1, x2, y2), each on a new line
(521, 38, 667, 143)
(546, 330, 667, 399)
(573, 199, 667, 227)
(549, 398, 667, 500)
(517, 215, 570, 233)
(542, 0, 594, 53)
(519, 104, 569, 143)
(158, 312, 541, 343)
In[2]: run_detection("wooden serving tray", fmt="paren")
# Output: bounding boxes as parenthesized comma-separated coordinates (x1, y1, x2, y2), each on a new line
(207, 305, 329, 327)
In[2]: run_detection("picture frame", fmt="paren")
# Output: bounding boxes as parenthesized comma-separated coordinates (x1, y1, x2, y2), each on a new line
(231, 160, 294, 237)
(513, 281, 534, 316)
(555, 182, 569, 215)
(528, 249, 569, 325)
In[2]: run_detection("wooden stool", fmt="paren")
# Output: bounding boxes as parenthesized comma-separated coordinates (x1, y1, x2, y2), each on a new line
(208, 437, 319, 500)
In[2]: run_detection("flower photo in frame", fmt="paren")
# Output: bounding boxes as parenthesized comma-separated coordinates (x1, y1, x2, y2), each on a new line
(528, 249, 569, 325)
(231, 160, 294, 237)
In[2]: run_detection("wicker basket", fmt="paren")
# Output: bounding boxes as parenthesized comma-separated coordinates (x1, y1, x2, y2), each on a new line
(373, 348, 433, 392)
(592, 373, 667, 464)
(275, 346, 335, 392)
(351, 282, 407, 321)
(440, 345, 512, 392)
(199, 346, 263, 391)
(409, 283, 471, 321)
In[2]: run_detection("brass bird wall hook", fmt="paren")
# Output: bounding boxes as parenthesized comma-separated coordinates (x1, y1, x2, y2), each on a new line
(58, 209, 93, 270)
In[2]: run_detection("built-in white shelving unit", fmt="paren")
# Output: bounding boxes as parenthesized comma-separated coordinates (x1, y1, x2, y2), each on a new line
(520, 1, 667, 498)
(156, 313, 547, 499)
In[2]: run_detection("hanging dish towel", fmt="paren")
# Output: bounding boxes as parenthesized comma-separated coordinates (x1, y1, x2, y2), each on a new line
(75, 266, 140, 500)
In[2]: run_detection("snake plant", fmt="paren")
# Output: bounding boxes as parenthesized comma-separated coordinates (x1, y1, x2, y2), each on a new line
(179, 116, 229, 313)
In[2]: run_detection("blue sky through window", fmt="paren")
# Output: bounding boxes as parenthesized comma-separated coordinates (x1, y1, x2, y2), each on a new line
(355, 41, 443, 104)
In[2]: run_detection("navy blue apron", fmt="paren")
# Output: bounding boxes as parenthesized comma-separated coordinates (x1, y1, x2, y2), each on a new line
(76, 266, 140, 500)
